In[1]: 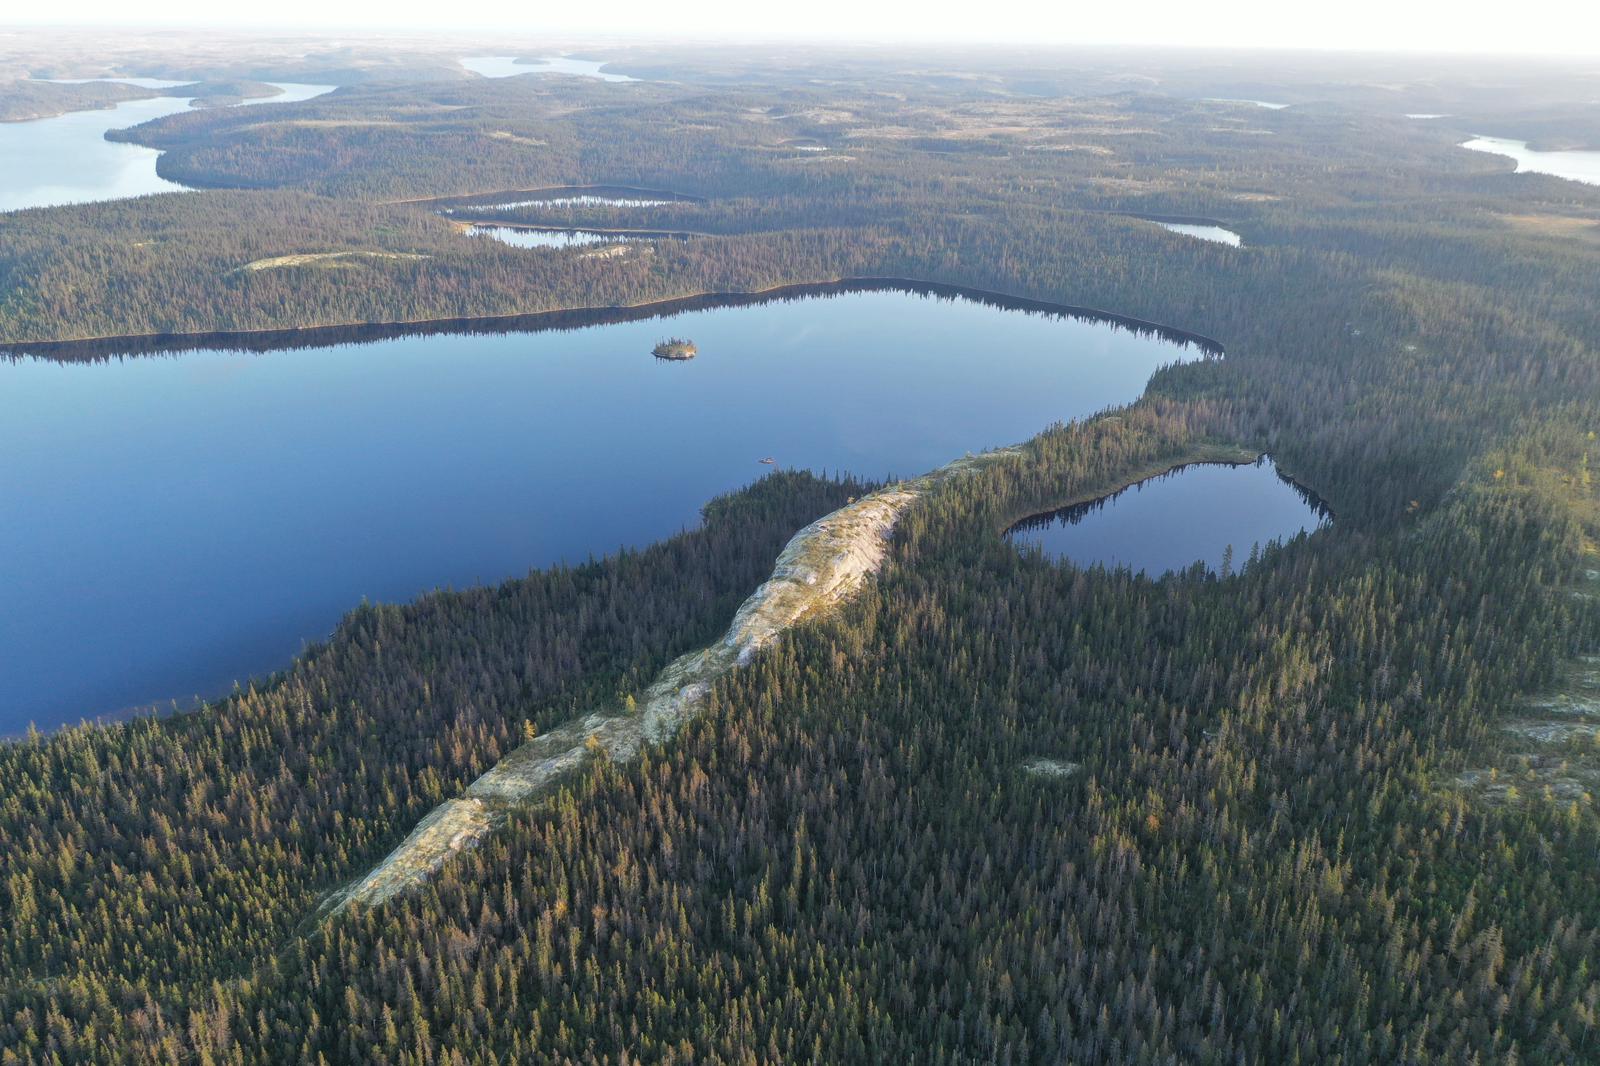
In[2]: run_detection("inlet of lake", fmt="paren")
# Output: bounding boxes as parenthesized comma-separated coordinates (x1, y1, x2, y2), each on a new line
(0, 81, 336, 213)
(1459, 136, 1600, 186)
(1007, 459, 1328, 576)
(0, 285, 1226, 733)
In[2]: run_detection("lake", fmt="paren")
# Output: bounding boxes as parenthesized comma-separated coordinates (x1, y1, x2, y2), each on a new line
(1459, 136, 1600, 186)
(0, 285, 1206, 734)
(468, 226, 649, 249)
(445, 195, 678, 213)
(462, 56, 638, 82)
(1204, 98, 1289, 110)
(1007, 459, 1326, 576)
(0, 81, 336, 212)
(1151, 221, 1242, 247)
(435, 188, 701, 247)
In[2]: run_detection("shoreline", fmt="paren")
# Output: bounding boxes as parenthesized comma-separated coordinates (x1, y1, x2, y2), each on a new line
(323, 432, 1330, 911)
(452, 218, 709, 239)
(1118, 211, 1238, 229)
(388, 182, 707, 208)
(0, 276, 1227, 360)
(3, 439, 1302, 747)
(1001, 448, 1335, 537)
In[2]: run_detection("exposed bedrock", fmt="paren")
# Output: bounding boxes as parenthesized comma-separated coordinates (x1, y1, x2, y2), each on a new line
(329, 448, 1018, 911)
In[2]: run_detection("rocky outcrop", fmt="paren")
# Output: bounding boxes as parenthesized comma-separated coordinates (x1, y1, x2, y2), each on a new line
(1021, 758, 1081, 779)
(1454, 569, 1600, 805)
(325, 447, 1020, 912)
(234, 251, 429, 273)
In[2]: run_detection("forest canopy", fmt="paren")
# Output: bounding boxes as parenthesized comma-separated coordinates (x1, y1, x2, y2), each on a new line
(1, 40, 1598, 1065)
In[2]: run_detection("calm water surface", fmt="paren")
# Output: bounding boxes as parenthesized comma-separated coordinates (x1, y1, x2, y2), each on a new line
(462, 56, 637, 82)
(1008, 459, 1326, 576)
(1204, 98, 1289, 110)
(451, 195, 674, 212)
(0, 81, 335, 212)
(1460, 136, 1600, 186)
(1153, 222, 1242, 247)
(47, 77, 191, 89)
(469, 226, 639, 249)
(239, 83, 339, 107)
(1, 288, 1202, 732)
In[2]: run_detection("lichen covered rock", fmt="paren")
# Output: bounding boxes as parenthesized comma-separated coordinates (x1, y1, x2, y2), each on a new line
(330, 445, 1021, 913)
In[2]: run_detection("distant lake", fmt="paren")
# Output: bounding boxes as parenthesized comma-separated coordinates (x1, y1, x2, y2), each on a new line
(0, 285, 1207, 733)
(1008, 459, 1326, 576)
(462, 56, 638, 82)
(1204, 98, 1289, 110)
(46, 76, 191, 89)
(436, 188, 701, 247)
(0, 81, 336, 212)
(447, 195, 676, 212)
(468, 226, 637, 249)
(1460, 136, 1600, 186)
(235, 84, 338, 107)
(1151, 221, 1242, 247)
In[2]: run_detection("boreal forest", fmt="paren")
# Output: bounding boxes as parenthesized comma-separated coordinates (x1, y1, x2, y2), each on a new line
(0, 31, 1598, 1065)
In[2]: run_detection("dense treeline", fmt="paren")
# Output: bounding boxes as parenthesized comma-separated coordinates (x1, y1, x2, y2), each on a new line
(0, 78, 161, 122)
(3, 70, 1598, 350)
(211, 417, 1598, 1064)
(0, 78, 1596, 355)
(2, 51, 1599, 1064)
(0, 190, 905, 344)
(0, 472, 863, 1031)
(20, 400, 1588, 1063)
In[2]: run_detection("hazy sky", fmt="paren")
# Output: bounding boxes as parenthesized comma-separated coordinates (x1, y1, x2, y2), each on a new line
(11, 0, 1600, 56)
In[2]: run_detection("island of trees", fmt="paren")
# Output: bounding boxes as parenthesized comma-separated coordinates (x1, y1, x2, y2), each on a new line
(652, 336, 697, 359)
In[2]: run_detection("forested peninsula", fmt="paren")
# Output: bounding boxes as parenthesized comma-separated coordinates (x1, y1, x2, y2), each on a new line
(0, 78, 158, 122)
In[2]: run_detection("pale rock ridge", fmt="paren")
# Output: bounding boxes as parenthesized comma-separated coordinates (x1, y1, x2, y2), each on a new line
(1021, 758, 1082, 778)
(327, 448, 1019, 911)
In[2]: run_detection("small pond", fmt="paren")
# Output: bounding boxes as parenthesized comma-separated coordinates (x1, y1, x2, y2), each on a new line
(1151, 221, 1242, 247)
(449, 194, 678, 213)
(468, 226, 640, 249)
(1007, 458, 1327, 577)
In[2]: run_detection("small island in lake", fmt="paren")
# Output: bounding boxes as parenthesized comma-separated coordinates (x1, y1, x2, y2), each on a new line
(652, 337, 697, 360)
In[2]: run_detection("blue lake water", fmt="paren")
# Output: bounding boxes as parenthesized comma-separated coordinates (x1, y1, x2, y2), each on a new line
(0, 81, 336, 212)
(1008, 459, 1326, 576)
(0, 286, 1204, 733)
